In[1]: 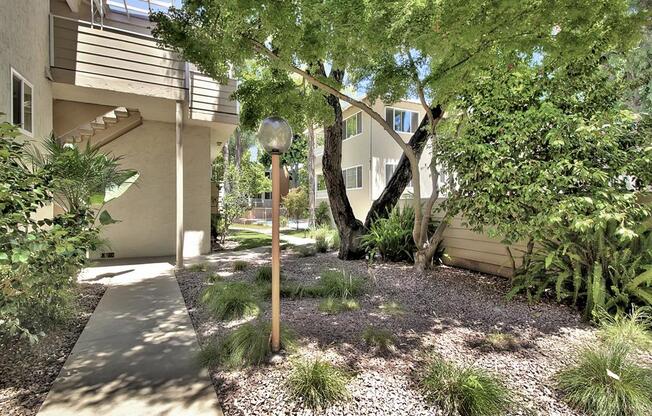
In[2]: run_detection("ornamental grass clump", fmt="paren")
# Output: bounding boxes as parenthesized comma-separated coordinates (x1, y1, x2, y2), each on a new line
(556, 342, 652, 416)
(233, 260, 249, 271)
(255, 265, 273, 282)
(421, 357, 511, 416)
(318, 297, 360, 314)
(317, 270, 364, 298)
(596, 306, 652, 351)
(362, 326, 397, 354)
(287, 358, 350, 409)
(201, 281, 260, 320)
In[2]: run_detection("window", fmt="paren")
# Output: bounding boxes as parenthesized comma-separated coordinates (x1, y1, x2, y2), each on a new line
(11, 69, 33, 135)
(385, 107, 418, 133)
(342, 166, 363, 189)
(385, 163, 412, 187)
(344, 112, 362, 139)
(316, 174, 327, 192)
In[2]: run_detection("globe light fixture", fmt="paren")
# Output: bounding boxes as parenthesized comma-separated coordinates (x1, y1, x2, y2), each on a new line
(257, 116, 293, 154)
(256, 116, 292, 353)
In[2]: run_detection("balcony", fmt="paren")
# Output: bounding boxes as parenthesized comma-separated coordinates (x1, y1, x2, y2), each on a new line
(50, 14, 238, 123)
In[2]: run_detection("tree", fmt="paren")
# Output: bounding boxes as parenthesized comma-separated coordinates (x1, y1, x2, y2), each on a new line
(152, 0, 643, 269)
(283, 187, 309, 229)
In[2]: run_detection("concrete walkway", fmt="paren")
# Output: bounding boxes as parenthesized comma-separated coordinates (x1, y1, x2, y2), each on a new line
(38, 258, 222, 416)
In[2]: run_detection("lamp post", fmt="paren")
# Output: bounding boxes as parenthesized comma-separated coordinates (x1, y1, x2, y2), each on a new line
(256, 117, 293, 352)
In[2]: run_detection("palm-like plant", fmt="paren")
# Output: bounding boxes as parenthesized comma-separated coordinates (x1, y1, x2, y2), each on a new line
(31, 136, 139, 225)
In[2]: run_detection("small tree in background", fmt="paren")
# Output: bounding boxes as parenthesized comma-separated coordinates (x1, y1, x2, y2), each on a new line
(283, 188, 309, 230)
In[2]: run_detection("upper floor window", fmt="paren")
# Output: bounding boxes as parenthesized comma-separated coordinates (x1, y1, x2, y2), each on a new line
(11, 69, 33, 135)
(344, 112, 362, 140)
(343, 166, 363, 189)
(385, 107, 418, 134)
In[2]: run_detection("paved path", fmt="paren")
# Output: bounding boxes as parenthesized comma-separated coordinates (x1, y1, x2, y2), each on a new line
(38, 258, 222, 416)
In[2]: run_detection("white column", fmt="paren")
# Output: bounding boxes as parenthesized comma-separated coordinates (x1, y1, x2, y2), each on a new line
(175, 101, 184, 268)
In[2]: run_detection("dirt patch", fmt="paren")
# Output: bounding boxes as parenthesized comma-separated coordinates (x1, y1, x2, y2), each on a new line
(178, 249, 594, 415)
(0, 283, 106, 416)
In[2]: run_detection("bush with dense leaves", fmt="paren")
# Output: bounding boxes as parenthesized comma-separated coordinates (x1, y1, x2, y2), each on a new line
(510, 219, 652, 318)
(315, 201, 331, 226)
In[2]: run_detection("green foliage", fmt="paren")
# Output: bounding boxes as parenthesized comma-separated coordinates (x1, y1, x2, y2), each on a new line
(233, 260, 249, 271)
(229, 229, 272, 250)
(596, 307, 652, 351)
(287, 358, 350, 409)
(557, 342, 652, 416)
(206, 272, 222, 283)
(362, 206, 441, 262)
(310, 226, 338, 253)
(201, 282, 260, 321)
(283, 188, 308, 229)
(318, 270, 364, 299)
(188, 263, 208, 272)
(296, 245, 316, 257)
(31, 136, 139, 221)
(318, 297, 360, 314)
(510, 219, 652, 318)
(421, 357, 512, 416)
(255, 266, 272, 282)
(362, 326, 397, 354)
(315, 201, 331, 227)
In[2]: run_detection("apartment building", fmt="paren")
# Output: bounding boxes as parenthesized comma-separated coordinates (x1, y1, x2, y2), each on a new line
(314, 99, 525, 277)
(1, 0, 238, 260)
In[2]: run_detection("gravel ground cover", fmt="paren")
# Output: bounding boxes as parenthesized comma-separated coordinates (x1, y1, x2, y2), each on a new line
(0, 283, 106, 416)
(178, 248, 597, 416)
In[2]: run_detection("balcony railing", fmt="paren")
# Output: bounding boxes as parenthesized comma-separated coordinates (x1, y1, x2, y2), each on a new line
(50, 14, 238, 123)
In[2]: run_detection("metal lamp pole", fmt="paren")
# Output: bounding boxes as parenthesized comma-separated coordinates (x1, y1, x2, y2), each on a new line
(256, 117, 292, 353)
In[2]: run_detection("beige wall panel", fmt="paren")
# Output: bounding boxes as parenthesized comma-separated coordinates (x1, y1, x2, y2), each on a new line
(93, 121, 211, 259)
(52, 99, 114, 136)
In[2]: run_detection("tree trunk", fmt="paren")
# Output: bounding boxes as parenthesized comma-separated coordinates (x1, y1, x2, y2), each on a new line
(364, 106, 443, 228)
(222, 141, 230, 194)
(322, 91, 366, 259)
(307, 123, 316, 228)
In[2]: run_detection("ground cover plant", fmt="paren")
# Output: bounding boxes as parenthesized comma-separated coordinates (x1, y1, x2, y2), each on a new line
(596, 307, 652, 350)
(361, 326, 397, 355)
(287, 358, 350, 409)
(318, 297, 360, 314)
(421, 357, 512, 416)
(201, 281, 260, 321)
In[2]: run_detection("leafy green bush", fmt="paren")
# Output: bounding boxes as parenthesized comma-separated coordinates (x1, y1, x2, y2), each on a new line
(362, 206, 442, 262)
(421, 357, 511, 416)
(315, 201, 331, 226)
(287, 358, 350, 409)
(233, 260, 249, 271)
(198, 321, 295, 368)
(362, 326, 397, 354)
(596, 307, 652, 351)
(557, 343, 652, 416)
(201, 282, 260, 320)
(317, 270, 364, 298)
(283, 187, 308, 230)
(311, 226, 338, 252)
(510, 219, 652, 318)
(318, 297, 360, 314)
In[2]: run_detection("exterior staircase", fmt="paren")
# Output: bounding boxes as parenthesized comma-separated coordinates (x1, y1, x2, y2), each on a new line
(59, 107, 142, 148)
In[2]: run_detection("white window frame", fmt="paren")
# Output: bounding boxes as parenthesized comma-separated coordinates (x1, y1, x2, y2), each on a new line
(342, 165, 363, 190)
(385, 106, 418, 134)
(10, 68, 33, 137)
(384, 162, 413, 189)
(343, 111, 363, 140)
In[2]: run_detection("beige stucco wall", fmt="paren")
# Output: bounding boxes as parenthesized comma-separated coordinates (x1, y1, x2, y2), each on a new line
(89, 120, 213, 259)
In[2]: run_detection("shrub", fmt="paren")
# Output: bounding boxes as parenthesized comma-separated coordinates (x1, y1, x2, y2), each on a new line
(315, 201, 331, 226)
(557, 343, 652, 416)
(596, 307, 652, 351)
(199, 321, 295, 368)
(317, 270, 364, 298)
(421, 357, 511, 416)
(311, 226, 338, 252)
(188, 262, 208, 272)
(315, 235, 329, 253)
(201, 282, 260, 320)
(255, 266, 273, 282)
(362, 326, 397, 354)
(378, 301, 405, 316)
(362, 206, 442, 263)
(206, 272, 222, 283)
(283, 188, 309, 230)
(233, 260, 249, 271)
(287, 358, 350, 409)
(510, 219, 652, 318)
(318, 297, 360, 314)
